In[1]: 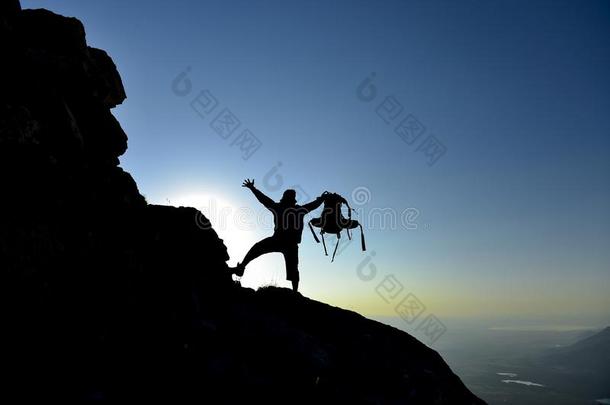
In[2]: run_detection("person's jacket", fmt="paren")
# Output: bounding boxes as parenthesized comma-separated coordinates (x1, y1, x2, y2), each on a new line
(250, 187, 323, 244)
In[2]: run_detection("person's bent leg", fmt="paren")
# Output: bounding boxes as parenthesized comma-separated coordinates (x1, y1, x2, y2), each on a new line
(231, 237, 278, 276)
(242, 237, 278, 267)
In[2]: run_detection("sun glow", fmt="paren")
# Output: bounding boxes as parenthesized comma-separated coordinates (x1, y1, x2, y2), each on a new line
(164, 192, 287, 289)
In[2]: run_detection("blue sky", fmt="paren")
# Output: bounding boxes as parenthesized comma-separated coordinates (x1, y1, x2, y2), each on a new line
(24, 0, 610, 326)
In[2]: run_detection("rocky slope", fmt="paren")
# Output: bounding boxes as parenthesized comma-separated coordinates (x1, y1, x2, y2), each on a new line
(0, 1, 484, 403)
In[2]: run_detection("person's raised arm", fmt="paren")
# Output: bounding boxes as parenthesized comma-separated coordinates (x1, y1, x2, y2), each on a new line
(302, 191, 329, 213)
(242, 178, 275, 209)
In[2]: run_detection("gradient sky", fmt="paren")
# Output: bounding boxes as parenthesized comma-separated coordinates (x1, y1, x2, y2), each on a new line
(24, 0, 610, 327)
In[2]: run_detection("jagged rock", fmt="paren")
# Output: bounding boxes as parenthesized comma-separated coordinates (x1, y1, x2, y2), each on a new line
(1, 7, 128, 167)
(17, 9, 86, 52)
(87, 47, 127, 108)
(0, 1, 485, 403)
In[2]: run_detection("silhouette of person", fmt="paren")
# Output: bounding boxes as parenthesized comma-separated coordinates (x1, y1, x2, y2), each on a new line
(230, 179, 327, 292)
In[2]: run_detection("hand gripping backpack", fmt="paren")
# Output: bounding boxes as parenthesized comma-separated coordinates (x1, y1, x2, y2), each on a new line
(308, 192, 366, 262)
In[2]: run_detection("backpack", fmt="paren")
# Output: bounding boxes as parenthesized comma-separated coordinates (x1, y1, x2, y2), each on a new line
(308, 192, 366, 262)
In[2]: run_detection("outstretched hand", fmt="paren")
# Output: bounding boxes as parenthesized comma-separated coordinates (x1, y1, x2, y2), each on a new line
(242, 178, 255, 189)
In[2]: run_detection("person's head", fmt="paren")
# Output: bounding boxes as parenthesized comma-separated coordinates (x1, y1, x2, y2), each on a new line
(280, 189, 297, 206)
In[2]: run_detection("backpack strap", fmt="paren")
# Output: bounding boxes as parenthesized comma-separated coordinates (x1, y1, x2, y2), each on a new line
(331, 237, 340, 262)
(359, 223, 366, 251)
(346, 200, 353, 240)
(309, 220, 320, 243)
(321, 232, 328, 256)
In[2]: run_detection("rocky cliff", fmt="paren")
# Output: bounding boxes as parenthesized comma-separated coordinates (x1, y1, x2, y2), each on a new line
(0, 2, 484, 403)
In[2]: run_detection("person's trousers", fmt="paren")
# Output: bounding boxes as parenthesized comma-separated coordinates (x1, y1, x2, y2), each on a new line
(242, 237, 299, 281)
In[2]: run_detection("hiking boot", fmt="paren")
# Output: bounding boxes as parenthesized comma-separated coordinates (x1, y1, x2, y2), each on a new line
(229, 262, 245, 277)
